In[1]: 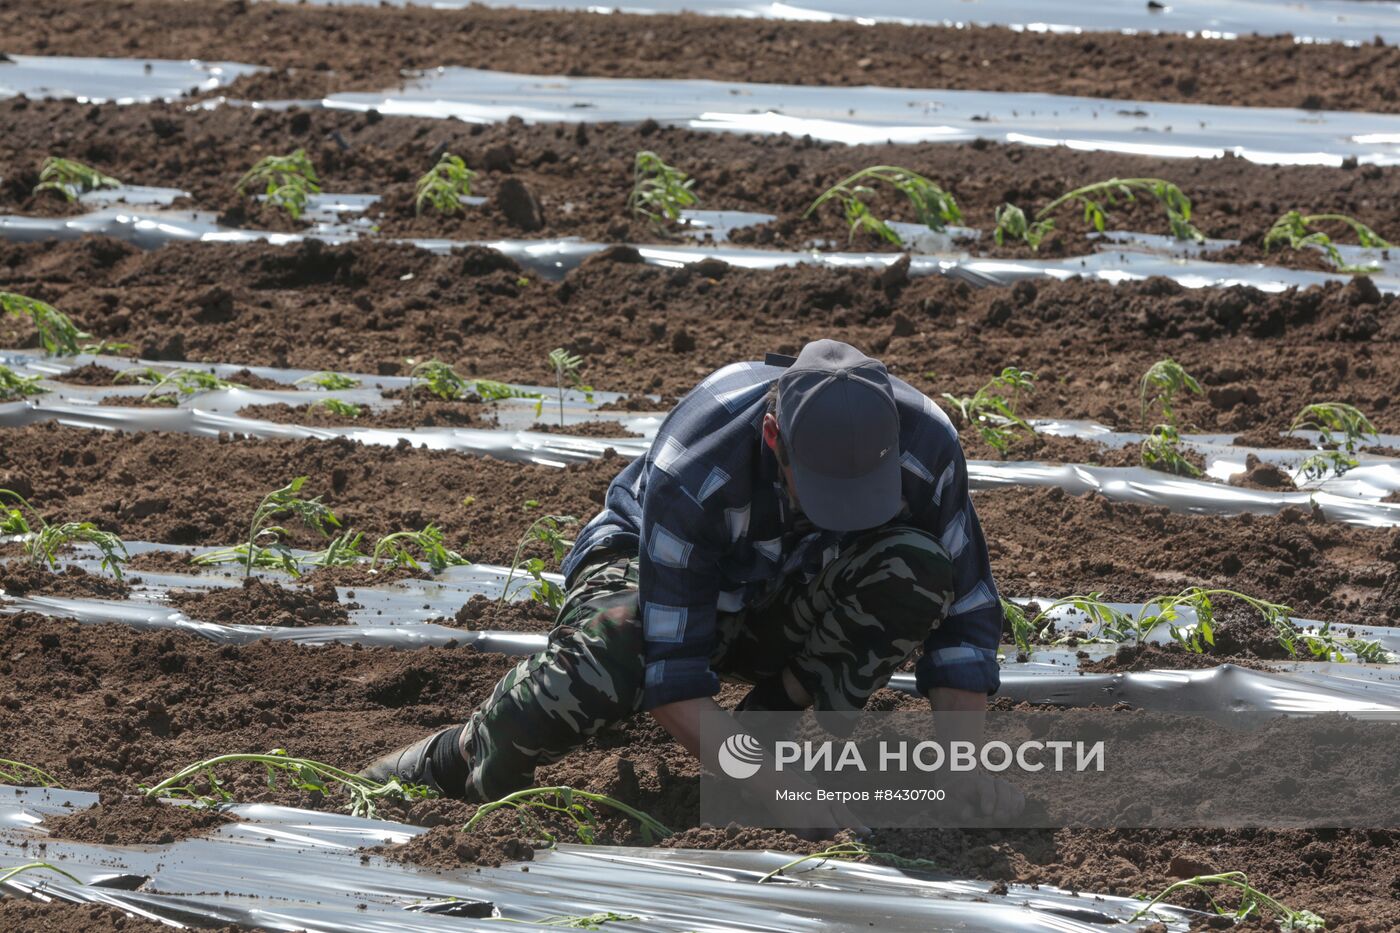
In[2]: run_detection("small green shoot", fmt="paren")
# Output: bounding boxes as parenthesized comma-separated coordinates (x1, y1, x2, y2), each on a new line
(1, 292, 88, 356)
(0, 861, 84, 886)
(992, 203, 1053, 249)
(315, 397, 362, 418)
(140, 368, 244, 401)
(0, 490, 129, 581)
(500, 515, 576, 610)
(295, 371, 361, 391)
(1141, 424, 1201, 477)
(143, 749, 435, 820)
(236, 149, 321, 220)
(193, 477, 339, 578)
(998, 178, 1202, 250)
(303, 531, 367, 569)
(370, 524, 470, 573)
(547, 348, 594, 427)
(406, 360, 543, 411)
(1139, 358, 1202, 427)
(627, 151, 698, 224)
(1130, 871, 1325, 931)
(757, 841, 943, 883)
(806, 165, 962, 245)
(1265, 211, 1391, 275)
(0, 364, 45, 402)
(0, 758, 62, 787)
(1002, 598, 1035, 657)
(113, 366, 164, 387)
(80, 339, 134, 356)
(941, 367, 1036, 454)
(1289, 402, 1378, 483)
(33, 157, 120, 202)
(465, 786, 670, 845)
(415, 152, 477, 216)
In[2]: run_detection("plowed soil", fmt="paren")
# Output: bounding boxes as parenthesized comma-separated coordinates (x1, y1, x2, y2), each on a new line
(4, 0, 1400, 113)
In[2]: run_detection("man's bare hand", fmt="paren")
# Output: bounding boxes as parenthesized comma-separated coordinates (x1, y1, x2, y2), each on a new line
(945, 770, 1026, 822)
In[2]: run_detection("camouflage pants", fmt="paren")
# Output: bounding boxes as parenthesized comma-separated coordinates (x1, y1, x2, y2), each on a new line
(456, 525, 954, 801)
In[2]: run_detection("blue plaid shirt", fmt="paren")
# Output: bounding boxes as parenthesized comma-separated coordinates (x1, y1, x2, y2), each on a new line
(563, 360, 1002, 710)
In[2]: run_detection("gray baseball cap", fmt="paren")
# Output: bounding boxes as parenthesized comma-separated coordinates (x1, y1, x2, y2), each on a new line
(776, 340, 902, 531)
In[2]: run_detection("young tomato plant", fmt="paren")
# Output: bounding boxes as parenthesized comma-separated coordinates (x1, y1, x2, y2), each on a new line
(192, 477, 339, 578)
(756, 841, 943, 883)
(1141, 424, 1201, 477)
(806, 165, 961, 246)
(466, 785, 671, 845)
(370, 524, 469, 573)
(1, 292, 88, 356)
(0, 861, 84, 886)
(1131, 871, 1325, 930)
(236, 149, 321, 220)
(0, 364, 45, 402)
(314, 397, 362, 418)
(132, 368, 244, 402)
(415, 152, 478, 216)
(0, 490, 129, 580)
(1289, 402, 1378, 483)
(143, 749, 436, 819)
(941, 367, 1036, 454)
(1265, 211, 1391, 275)
(303, 530, 367, 569)
(627, 151, 699, 224)
(0, 758, 62, 787)
(997, 177, 1202, 250)
(500, 514, 576, 609)
(547, 348, 594, 427)
(407, 360, 543, 411)
(33, 157, 120, 202)
(295, 371, 361, 391)
(1139, 358, 1202, 427)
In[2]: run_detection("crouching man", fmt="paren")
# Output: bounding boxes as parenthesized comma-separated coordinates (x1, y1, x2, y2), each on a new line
(361, 339, 1021, 830)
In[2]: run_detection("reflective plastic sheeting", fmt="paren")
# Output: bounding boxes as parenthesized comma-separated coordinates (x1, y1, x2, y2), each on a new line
(0, 55, 262, 104)
(0, 787, 1195, 932)
(323, 67, 1400, 166)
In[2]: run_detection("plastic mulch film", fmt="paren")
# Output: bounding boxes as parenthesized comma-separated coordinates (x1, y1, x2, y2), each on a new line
(0, 54, 261, 104)
(287, 0, 1400, 47)
(322, 67, 1400, 166)
(0, 787, 1197, 932)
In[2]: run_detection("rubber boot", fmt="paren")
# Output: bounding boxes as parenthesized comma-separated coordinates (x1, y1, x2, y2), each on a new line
(357, 728, 454, 796)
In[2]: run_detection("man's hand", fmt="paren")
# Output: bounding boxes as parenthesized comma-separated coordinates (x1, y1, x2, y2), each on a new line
(928, 686, 1027, 823)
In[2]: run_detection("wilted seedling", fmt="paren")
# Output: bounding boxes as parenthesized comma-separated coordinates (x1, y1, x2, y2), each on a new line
(33, 157, 120, 202)
(141, 368, 244, 401)
(192, 477, 339, 578)
(0, 861, 84, 886)
(806, 165, 962, 246)
(547, 348, 594, 427)
(0, 758, 62, 787)
(143, 749, 435, 820)
(465, 785, 670, 846)
(500, 514, 576, 609)
(0, 291, 89, 356)
(302, 530, 367, 570)
(80, 338, 134, 356)
(1139, 358, 1201, 427)
(315, 397, 362, 418)
(1141, 424, 1201, 477)
(406, 360, 544, 411)
(415, 152, 477, 216)
(0, 490, 129, 581)
(997, 178, 1202, 251)
(1265, 211, 1391, 275)
(1131, 871, 1325, 930)
(371, 524, 470, 573)
(526, 912, 640, 929)
(1289, 402, 1378, 483)
(757, 841, 943, 883)
(0, 364, 45, 402)
(627, 151, 698, 224)
(295, 371, 361, 391)
(236, 149, 321, 220)
(941, 367, 1036, 454)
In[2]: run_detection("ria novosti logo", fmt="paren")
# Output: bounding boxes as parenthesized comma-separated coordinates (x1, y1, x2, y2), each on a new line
(717, 732, 764, 779)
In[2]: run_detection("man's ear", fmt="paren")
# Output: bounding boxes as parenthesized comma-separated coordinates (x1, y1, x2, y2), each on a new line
(762, 412, 780, 452)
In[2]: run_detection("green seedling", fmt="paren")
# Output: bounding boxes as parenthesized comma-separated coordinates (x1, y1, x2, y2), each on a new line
(500, 515, 576, 609)
(80, 339, 134, 355)
(1002, 598, 1035, 657)
(140, 368, 244, 401)
(1139, 358, 1202, 427)
(513, 913, 640, 929)
(997, 177, 1202, 250)
(0, 758, 62, 787)
(1265, 211, 1391, 275)
(33, 157, 120, 202)
(303, 531, 367, 569)
(757, 841, 942, 884)
(465, 785, 670, 845)
(315, 397, 362, 418)
(547, 348, 594, 427)
(1289, 402, 1378, 483)
(371, 524, 469, 572)
(0, 861, 84, 886)
(806, 165, 961, 245)
(1, 292, 89, 356)
(295, 371, 361, 390)
(143, 749, 435, 820)
(112, 366, 164, 386)
(193, 477, 339, 578)
(1141, 424, 1201, 477)
(627, 151, 699, 223)
(415, 152, 477, 216)
(0, 364, 45, 402)
(0, 490, 129, 581)
(406, 360, 544, 411)
(236, 149, 321, 220)
(1131, 871, 1325, 930)
(941, 367, 1036, 454)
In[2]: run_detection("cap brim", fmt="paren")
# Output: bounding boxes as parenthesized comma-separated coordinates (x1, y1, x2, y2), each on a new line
(790, 449, 903, 532)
